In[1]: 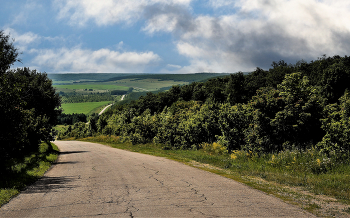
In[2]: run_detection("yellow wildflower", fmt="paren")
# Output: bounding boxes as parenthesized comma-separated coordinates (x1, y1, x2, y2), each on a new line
(231, 153, 237, 160)
(316, 159, 321, 166)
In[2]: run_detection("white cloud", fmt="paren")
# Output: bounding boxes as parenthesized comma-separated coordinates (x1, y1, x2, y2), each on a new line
(54, 0, 192, 26)
(208, 0, 237, 9)
(3, 28, 40, 51)
(167, 64, 182, 69)
(3, 28, 65, 53)
(143, 14, 178, 34)
(31, 47, 161, 73)
(171, 0, 350, 72)
(49, 0, 350, 72)
(10, 1, 43, 26)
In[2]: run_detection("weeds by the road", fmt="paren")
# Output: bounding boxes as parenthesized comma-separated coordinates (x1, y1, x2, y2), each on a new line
(80, 135, 350, 217)
(0, 142, 59, 207)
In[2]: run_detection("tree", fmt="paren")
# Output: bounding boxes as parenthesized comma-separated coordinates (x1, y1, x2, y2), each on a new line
(0, 68, 61, 159)
(0, 31, 61, 171)
(244, 73, 326, 153)
(271, 73, 325, 147)
(225, 72, 246, 105)
(318, 91, 350, 157)
(0, 30, 20, 73)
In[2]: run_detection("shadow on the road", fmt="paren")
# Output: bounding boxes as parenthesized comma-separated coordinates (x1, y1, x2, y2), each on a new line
(59, 151, 89, 155)
(24, 176, 76, 193)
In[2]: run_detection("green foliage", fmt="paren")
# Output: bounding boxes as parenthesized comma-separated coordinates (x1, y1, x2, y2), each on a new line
(298, 55, 350, 103)
(60, 101, 112, 114)
(59, 55, 350, 162)
(57, 113, 87, 125)
(0, 142, 59, 207)
(217, 103, 250, 152)
(60, 92, 115, 104)
(318, 91, 350, 157)
(0, 31, 20, 72)
(0, 31, 61, 171)
(110, 90, 128, 95)
(266, 148, 333, 174)
(0, 68, 61, 168)
(201, 142, 228, 155)
(244, 73, 326, 153)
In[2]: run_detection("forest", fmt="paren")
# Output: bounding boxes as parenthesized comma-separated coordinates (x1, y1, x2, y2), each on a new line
(59, 55, 350, 162)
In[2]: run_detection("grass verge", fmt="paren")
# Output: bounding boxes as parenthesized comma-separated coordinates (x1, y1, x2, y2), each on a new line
(78, 135, 350, 217)
(0, 142, 59, 207)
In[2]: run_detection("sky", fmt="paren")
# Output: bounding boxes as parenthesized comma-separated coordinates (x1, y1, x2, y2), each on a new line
(1, 0, 350, 74)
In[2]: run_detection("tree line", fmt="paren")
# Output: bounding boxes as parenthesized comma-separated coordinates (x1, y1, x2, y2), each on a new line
(0, 31, 61, 173)
(60, 92, 116, 104)
(59, 55, 350, 160)
(57, 113, 87, 125)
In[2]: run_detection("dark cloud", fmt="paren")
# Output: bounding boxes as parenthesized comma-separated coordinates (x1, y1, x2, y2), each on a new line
(143, 3, 197, 34)
(48, 0, 350, 73)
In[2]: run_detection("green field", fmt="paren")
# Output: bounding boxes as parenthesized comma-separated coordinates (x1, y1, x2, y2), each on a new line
(54, 80, 186, 93)
(54, 84, 129, 91)
(49, 73, 230, 94)
(114, 79, 188, 91)
(60, 101, 112, 114)
(51, 73, 231, 113)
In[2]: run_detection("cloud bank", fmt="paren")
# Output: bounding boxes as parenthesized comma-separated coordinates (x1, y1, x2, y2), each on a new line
(7, 0, 350, 73)
(31, 47, 161, 73)
(53, 0, 350, 73)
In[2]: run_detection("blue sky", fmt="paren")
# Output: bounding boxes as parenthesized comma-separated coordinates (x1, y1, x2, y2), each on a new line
(1, 0, 350, 74)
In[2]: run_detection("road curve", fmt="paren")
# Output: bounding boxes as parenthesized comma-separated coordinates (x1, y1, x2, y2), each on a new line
(0, 141, 315, 217)
(99, 104, 113, 115)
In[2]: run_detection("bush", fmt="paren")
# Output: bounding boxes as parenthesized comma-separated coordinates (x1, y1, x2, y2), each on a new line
(318, 91, 350, 158)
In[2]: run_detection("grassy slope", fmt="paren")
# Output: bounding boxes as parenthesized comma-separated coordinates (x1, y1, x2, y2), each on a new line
(60, 101, 112, 114)
(0, 142, 59, 207)
(54, 84, 129, 91)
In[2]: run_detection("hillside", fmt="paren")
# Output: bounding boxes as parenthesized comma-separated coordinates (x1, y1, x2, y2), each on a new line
(60, 55, 350, 155)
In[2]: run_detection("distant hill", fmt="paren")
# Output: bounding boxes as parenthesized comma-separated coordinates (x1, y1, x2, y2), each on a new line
(47, 73, 131, 84)
(47, 73, 231, 85)
(102, 73, 230, 83)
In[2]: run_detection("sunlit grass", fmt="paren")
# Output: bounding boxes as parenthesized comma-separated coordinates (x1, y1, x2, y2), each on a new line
(60, 101, 112, 114)
(0, 142, 59, 207)
(54, 84, 129, 91)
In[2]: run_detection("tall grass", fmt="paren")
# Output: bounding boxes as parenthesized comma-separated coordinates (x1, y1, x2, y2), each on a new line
(227, 149, 350, 202)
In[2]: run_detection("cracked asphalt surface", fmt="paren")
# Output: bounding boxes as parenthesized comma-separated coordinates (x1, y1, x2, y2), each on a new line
(0, 141, 316, 217)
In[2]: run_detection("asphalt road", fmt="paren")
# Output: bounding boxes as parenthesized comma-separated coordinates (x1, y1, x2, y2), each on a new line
(0, 141, 316, 217)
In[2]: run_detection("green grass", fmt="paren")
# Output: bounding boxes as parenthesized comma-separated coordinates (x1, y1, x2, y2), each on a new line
(60, 101, 112, 114)
(77, 135, 350, 217)
(0, 142, 59, 207)
(89, 103, 113, 115)
(114, 78, 188, 91)
(54, 83, 129, 91)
